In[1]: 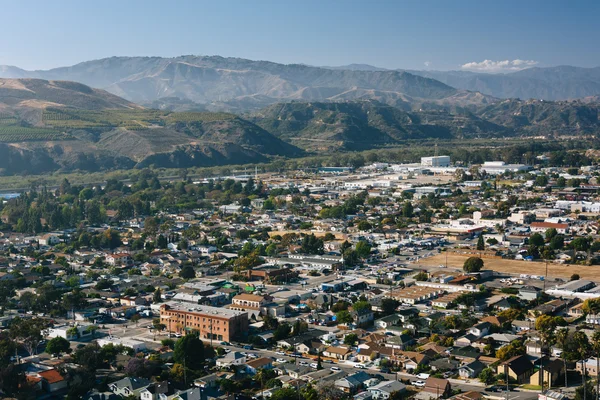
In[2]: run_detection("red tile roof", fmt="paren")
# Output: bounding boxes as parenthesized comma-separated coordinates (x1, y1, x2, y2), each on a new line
(38, 369, 64, 384)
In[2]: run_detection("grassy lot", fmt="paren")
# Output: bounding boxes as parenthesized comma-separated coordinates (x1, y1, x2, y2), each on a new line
(422, 253, 600, 280)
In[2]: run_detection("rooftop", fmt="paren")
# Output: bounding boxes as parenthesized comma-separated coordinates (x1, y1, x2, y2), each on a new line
(161, 301, 247, 318)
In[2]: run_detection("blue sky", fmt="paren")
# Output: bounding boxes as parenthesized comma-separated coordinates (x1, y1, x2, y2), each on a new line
(1, 0, 599, 72)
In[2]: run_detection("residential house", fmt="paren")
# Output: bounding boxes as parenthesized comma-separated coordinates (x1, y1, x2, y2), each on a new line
(458, 360, 486, 379)
(38, 369, 68, 393)
(468, 322, 491, 338)
(518, 286, 541, 301)
(106, 253, 133, 267)
(576, 357, 600, 377)
(368, 380, 406, 400)
(530, 358, 564, 388)
(245, 357, 273, 375)
(423, 377, 451, 399)
(216, 351, 247, 367)
(375, 314, 400, 329)
(168, 387, 203, 400)
(335, 371, 372, 394)
(322, 346, 353, 361)
(351, 308, 375, 327)
(497, 355, 534, 384)
(110, 377, 152, 398)
(140, 381, 170, 400)
(430, 358, 460, 372)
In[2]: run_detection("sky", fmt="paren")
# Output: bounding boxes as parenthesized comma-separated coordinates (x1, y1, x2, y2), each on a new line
(1, 0, 599, 72)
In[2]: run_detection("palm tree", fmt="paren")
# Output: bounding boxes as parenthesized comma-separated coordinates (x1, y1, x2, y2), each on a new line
(555, 327, 569, 388)
(592, 330, 600, 398)
(573, 330, 591, 400)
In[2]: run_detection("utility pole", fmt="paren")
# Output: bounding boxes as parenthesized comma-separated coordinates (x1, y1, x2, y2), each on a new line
(505, 363, 509, 400)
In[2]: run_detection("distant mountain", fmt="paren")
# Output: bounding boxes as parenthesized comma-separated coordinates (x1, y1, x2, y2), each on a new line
(408, 66, 600, 100)
(250, 100, 509, 151)
(321, 64, 389, 71)
(0, 56, 494, 112)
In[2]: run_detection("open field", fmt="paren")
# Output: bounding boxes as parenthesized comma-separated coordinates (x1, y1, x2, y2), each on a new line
(422, 253, 600, 280)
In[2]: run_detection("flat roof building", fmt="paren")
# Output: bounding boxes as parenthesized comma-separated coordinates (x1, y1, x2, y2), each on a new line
(160, 302, 248, 342)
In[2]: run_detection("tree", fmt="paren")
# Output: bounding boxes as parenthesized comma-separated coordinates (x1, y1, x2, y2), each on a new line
(592, 330, 600, 398)
(572, 330, 591, 400)
(352, 301, 372, 313)
(529, 233, 545, 247)
(496, 340, 525, 361)
(270, 387, 299, 400)
(549, 234, 565, 250)
(479, 367, 496, 384)
(85, 325, 98, 338)
(179, 266, 196, 279)
(174, 334, 206, 370)
(380, 298, 400, 316)
(583, 298, 600, 315)
(545, 228, 558, 241)
(344, 333, 358, 346)
(157, 234, 168, 249)
(535, 175, 549, 187)
(263, 315, 279, 330)
(463, 257, 484, 273)
(170, 363, 186, 384)
(555, 327, 569, 389)
(476, 235, 485, 250)
(355, 240, 372, 258)
(571, 274, 580, 281)
(335, 310, 353, 325)
(9, 317, 47, 356)
(46, 336, 71, 355)
(273, 323, 292, 341)
(131, 314, 141, 326)
(402, 202, 413, 218)
(153, 288, 162, 303)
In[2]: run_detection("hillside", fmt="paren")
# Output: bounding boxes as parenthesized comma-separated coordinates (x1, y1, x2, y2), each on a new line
(0, 79, 302, 174)
(250, 100, 509, 151)
(0, 56, 495, 112)
(476, 99, 600, 136)
(0, 78, 140, 111)
(409, 66, 600, 101)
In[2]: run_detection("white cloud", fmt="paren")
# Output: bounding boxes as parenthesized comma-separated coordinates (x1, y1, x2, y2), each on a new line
(460, 59, 538, 73)
(424, 61, 431, 67)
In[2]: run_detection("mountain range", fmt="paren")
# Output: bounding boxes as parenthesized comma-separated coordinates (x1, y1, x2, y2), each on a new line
(321, 63, 600, 101)
(0, 56, 495, 112)
(0, 55, 599, 175)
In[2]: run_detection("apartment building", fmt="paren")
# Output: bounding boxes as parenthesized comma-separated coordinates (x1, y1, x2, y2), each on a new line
(159, 302, 248, 342)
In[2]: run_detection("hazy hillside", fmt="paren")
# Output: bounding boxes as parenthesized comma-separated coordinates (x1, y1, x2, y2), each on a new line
(0, 78, 141, 111)
(0, 56, 494, 112)
(250, 100, 509, 151)
(477, 99, 600, 135)
(408, 66, 600, 101)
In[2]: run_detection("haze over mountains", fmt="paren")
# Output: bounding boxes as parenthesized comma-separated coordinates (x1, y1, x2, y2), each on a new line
(0, 55, 599, 176)
(0, 56, 495, 112)
(2, 56, 599, 112)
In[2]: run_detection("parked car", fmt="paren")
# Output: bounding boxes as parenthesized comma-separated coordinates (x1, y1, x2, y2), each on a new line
(413, 381, 426, 388)
(354, 364, 366, 369)
(330, 366, 341, 371)
(310, 363, 318, 369)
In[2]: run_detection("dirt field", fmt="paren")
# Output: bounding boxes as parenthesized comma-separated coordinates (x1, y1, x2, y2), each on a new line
(421, 253, 600, 280)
